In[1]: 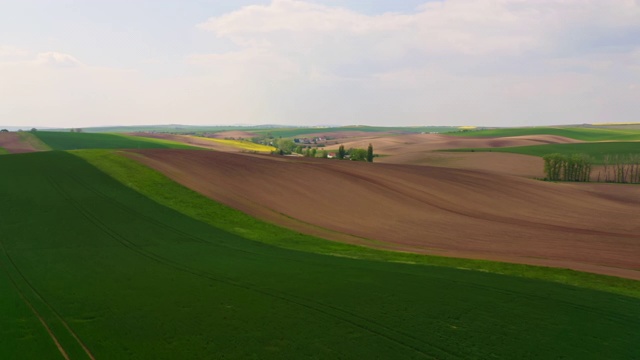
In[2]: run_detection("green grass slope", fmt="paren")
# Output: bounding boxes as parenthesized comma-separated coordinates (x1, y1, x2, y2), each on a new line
(0, 147, 8, 155)
(448, 127, 640, 141)
(1, 151, 639, 359)
(33, 131, 197, 150)
(446, 142, 640, 164)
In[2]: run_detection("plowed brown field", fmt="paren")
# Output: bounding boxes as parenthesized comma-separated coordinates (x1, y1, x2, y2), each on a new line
(331, 134, 578, 177)
(127, 149, 640, 279)
(332, 133, 580, 155)
(378, 152, 545, 178)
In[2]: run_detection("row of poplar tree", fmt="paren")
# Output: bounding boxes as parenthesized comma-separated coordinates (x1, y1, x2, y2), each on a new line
(543, 153, 640, 183)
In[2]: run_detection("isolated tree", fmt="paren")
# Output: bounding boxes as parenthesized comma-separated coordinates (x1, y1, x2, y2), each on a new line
(276, 138, 296, 154)
(337, 145, 346, 159)
(0, 129, 8, 132)
(310, 148, 317, 158)
(367, 143, 374, 162)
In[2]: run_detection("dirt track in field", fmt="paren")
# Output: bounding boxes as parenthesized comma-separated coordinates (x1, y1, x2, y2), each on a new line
(127, 149, 640, 280)
(209, 131, 258, 139)
(0, 132, 42, 153)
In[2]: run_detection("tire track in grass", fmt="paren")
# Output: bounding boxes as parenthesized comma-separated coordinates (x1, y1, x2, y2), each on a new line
(67, 169, 474, 358)
(63, 170, 466, 357)
(0, 177, 101, 360)
(47, 173, 456, 359)
(0, 242, 70, 360)
(64, 173, 260, 254)
(0, 236, 96, 360)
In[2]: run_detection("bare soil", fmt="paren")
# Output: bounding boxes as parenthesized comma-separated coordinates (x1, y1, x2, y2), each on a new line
(323, 133, 578, 178)
(0, 132, 42, 153)
(378, 152, 545, 178)
(330, 133, 581, 154)
(127, 149, 640, 280)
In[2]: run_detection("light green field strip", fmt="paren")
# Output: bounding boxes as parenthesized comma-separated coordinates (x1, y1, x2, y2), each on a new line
(73, 149, 640, 298)
(0, 147, 9, 155)
(19, 132, 52, 151)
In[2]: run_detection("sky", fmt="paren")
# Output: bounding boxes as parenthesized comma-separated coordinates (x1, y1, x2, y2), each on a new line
(1, 0, 639, 128)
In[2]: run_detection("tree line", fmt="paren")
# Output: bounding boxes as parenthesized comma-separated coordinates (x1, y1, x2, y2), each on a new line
(328, 144, 374, 162)
(543, 153, 592, 182)
(272, 141, 375, 162)
(543, 153, 640, 183)
(598, 154, 640, 183)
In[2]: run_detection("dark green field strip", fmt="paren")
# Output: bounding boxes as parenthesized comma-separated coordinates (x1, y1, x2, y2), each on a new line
(33, 131, 197, 151)
(445, 142, 640, 164)
(447, 127, 640, 141)
(1, 152, 639, 359)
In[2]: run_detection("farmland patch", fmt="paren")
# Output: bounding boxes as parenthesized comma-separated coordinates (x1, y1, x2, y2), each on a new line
(446, 142, 640, 164)
(448, 127, 640, 141)
(33, 132, 196, 151)
(2, 151, 639, 358)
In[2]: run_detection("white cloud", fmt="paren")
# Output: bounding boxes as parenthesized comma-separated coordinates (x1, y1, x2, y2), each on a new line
(34, 52, 84, 68)
(189, 0, 640, 125)
(198, 0, 640, 62)
(2, 1, 640, 127)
